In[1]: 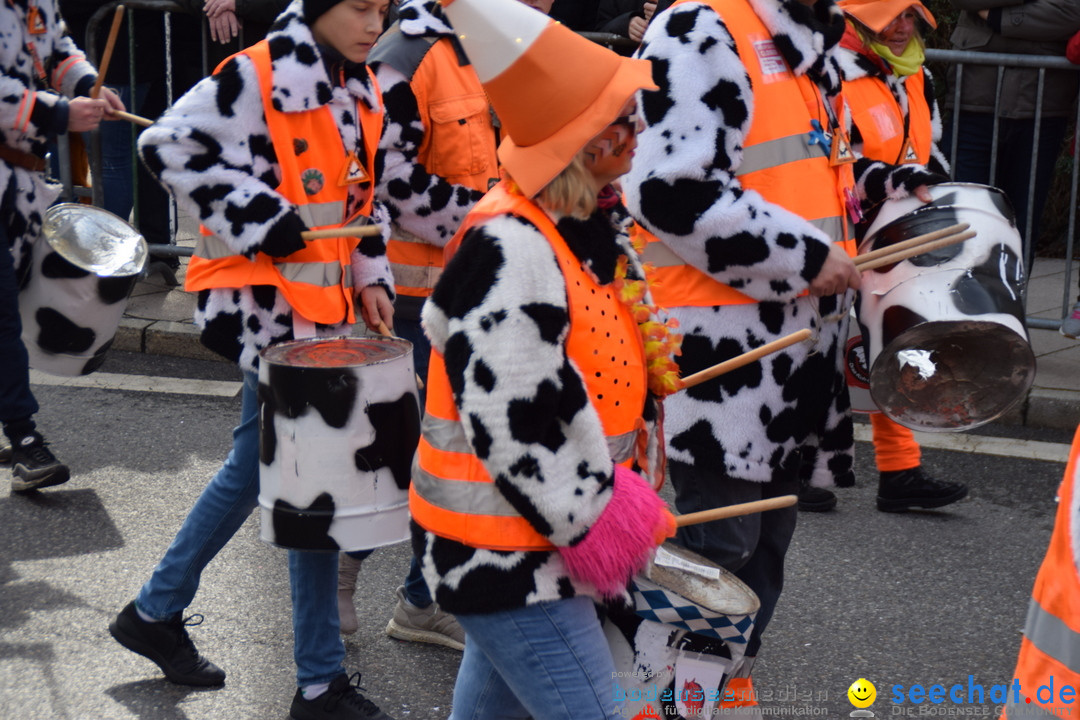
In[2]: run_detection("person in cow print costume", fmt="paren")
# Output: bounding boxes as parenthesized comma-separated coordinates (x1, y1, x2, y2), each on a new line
(0, 0, 124, 493)
(106, 0, 477, 717)
(623, 0, 944, 703)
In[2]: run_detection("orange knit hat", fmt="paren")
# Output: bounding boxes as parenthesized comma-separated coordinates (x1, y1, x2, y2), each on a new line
(837, 0, 936, 33)
(439, 0, 657, 198)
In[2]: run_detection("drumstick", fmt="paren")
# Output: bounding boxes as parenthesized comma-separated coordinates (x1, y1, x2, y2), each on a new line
(854, 222, 969, 266)
(301, 226, 382, 240)
(109, 109, 153, 127)
(854, 229, 976, 272)
(90, 5, 126, 100)
(675, 495, 798, 527)
(679, 329, 812, 390)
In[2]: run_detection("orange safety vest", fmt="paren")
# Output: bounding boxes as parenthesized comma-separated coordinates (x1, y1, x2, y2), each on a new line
(1003, 425, 1080, 719)
(384, 36, 498, 301)
(638, 0, 856, 308)
(409, 181, 648, 551)
(844, 69, 930, 166)
(185, 40, 383, 326)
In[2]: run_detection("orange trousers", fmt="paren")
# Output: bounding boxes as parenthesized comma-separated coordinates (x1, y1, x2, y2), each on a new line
(870, 413, 920, 472)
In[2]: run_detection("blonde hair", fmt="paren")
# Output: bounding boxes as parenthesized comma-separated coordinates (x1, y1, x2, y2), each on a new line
(535, 154, 599, 219)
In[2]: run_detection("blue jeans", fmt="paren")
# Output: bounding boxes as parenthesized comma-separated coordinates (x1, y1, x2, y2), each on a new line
(451, 597, 622, 720)
(98, 84, 150, 222)
(393, 316, 433, 608)
(0, 213, 39, 427)
(136, 372, 347, 686)
(947, 111, 1068, 269)
(668, 460, 799, 658)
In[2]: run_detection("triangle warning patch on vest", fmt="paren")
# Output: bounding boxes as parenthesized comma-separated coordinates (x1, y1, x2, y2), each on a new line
(339, 152, 370, 186)
(28, 6, 46, 34)
(830, 129, 855, 166)
(899, 137, 919, 164)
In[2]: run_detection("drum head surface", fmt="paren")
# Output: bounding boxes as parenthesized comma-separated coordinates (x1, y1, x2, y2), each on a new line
(42, 204, 147, 276)
(644, 542, 759, 616)
(260, 336, 413, 368)
(869, 320, 1035, 431)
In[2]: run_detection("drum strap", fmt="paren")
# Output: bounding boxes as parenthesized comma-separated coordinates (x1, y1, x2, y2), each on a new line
(0, 143, 46, 173)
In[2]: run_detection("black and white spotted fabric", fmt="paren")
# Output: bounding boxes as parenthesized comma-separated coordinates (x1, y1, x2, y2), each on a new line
(624, 0, 941, 488)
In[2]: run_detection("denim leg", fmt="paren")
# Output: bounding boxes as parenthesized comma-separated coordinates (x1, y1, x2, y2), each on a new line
(290, 549, 346, 686)
(136, 372, 261, 619)
(668, 460, 799, 657)
(0, 220, 39, 426)
(393, 317, 434, 607)
(451, 597, 621, 720)
(98, 84, 149, 221)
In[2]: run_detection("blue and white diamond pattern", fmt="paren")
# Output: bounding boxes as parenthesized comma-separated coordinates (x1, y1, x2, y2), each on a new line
(630, 576, 756, 646)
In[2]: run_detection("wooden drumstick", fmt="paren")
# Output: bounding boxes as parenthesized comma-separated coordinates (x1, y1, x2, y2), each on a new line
(90, 5, 126, 100)
(674, 495, 798, 527)
(109, 109, 153, 127)
(679, 329, 812, 390)
(854, 229, 976, 272)
(373, 320, 426, 390)
(854, 222, 969, 265)
(300, 226, 382, 240)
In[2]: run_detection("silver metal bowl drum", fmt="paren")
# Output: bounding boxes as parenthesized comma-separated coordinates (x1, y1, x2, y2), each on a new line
(604, 542, 759, 719)
(19, 203, 147, 376)
(257, 337, 421, 552)
(855, 183, 1035, 431)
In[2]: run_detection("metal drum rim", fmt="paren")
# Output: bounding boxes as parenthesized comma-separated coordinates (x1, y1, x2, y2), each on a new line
(41, 203, 148, 276)
(259, 335, 415, 368)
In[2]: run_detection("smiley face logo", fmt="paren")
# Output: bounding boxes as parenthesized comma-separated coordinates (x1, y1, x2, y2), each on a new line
(848, 678, 876, 708)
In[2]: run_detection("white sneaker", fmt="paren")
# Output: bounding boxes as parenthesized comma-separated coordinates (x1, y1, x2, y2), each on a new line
(1062, 302, 1080, 339)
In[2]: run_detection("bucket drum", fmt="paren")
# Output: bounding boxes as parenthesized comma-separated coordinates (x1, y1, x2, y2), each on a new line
(604, 542, 759, 719)
(856, 183, 1035, 431)
(19, 204, 147, 376)
(257, 337, 421, 552)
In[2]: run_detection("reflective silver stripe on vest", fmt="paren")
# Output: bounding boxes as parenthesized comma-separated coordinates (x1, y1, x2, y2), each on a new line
(1022, 598, 1080, 673)
(193, 235, 351, 288)
(276, 260, 351, 289)
(297, 201, 346, 229)
(416, 414, 638, 518)
(389, 226, 442, 290)
(736, 132, 827, 177)
(422, 413, 636, 464)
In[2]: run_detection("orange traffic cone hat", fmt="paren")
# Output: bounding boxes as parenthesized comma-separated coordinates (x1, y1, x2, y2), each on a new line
(837, 0, 936, 33)
(439, 0, 657, 197)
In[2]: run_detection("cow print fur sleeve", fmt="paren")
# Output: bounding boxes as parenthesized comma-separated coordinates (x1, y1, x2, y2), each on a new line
(624, 2, 834, 303)
(422, 216, 617, 547)
(852, 156, 947, 207)
(138, 55, 300, 260)
(373, 63, 485, 247)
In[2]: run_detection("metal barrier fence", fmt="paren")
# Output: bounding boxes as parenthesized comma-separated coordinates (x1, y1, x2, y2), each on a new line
(54, 22, 1080, 328)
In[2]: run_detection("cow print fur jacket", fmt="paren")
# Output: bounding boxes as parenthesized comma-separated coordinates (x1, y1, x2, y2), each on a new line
(139, 0, 477, 372)
(834, 37, 951, 176)
(624, 0, 942, 487)
(414, 199, 657, 615)
(1, 0, 98, 273)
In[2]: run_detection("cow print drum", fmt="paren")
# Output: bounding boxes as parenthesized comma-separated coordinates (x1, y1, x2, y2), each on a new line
(258, 337, 421, 552)
(603, 542, 759, 719)
(19, 204, 147, 376)
(855, 183, 1035, 431)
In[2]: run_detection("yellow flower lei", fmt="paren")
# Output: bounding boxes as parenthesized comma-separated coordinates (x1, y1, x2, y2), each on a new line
(613, 231, 684, 397)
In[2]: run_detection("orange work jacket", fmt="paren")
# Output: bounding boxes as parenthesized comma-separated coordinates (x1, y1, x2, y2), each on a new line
(639, 0, 856, 308)
(844, 69, 930, 165)
(1003, 425, 1080, 719)
(410, 181, 647, 551)
(383, 36, 498, 301)
(185, 40, 383, 326)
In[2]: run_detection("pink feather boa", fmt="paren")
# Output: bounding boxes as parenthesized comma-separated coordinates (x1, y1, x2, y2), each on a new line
(559, 465, 675, 599)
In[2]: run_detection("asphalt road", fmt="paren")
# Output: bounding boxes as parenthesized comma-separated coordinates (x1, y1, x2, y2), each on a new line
(0, 350, 1071, 719)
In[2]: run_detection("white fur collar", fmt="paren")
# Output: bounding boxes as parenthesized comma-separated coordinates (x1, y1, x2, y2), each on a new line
(746, 0, 845, 78)
(397, 0, 456, 36)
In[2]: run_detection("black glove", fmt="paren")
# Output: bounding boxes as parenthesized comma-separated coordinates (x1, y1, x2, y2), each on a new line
(259, 212, 308, 258)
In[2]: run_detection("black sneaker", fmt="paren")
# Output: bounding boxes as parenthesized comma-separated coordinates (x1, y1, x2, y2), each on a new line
(290, 673, 396, 720)
(798, 485, 837, 512)
(0, 434, 11, 464)
(877, 467, 968, 513)
(109, 601, 226, 686)
(10, 432, 69, 493)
